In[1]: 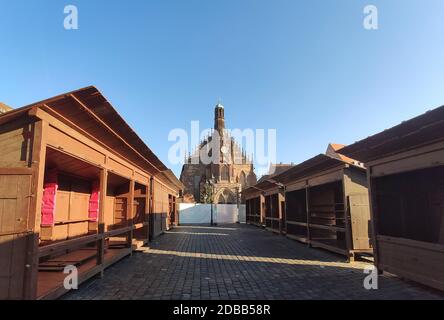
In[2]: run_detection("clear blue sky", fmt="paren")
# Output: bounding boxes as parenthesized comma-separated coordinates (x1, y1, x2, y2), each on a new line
(1, 0, 444, 177)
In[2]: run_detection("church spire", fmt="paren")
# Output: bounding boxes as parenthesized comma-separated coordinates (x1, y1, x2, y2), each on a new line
(214, 101, 225, 133)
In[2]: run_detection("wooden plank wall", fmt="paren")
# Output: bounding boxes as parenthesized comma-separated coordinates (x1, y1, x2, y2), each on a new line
(378, 236, 444, 291)
(343, 167, 372, 251)
(0, 117, 36, 299)
(0, 119, 33, 168)
(152, 179, 170, 238)
(0, 174, 33, 299)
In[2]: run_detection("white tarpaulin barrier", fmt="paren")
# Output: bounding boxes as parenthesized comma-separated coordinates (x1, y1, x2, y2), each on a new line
(238, 205, 246, 223)
(215, 204, 238, 224)
(179, 204, 246, 224)
(178, 204, 212, 224)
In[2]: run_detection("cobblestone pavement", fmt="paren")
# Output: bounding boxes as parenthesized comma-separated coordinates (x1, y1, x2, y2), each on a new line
(63, 224, 444, 300)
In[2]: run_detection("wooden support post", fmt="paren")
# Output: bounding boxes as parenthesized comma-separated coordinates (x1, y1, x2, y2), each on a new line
(149, 177, 154, 241)
(268, 195, 272, 230)
(367, 167, 381, 273)
(261, 195, 265, 226)
(283, 188, 288, 235)
(277, 193, 282, 233)
(129, 179, 135, 255)
(98, 168, 107, 278)
(173, 196, 177, 226)
(342, 169, 354, 262)
(145, 182, 150, 242)
(24, 119, 48, 300)
(305, 183, 311, 247)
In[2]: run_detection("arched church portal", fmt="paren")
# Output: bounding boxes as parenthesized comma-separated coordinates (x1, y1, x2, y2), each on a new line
(216, 188, 237, 204)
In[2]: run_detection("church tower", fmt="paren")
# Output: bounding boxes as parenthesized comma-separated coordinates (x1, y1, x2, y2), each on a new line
(214, 103, 225, 133)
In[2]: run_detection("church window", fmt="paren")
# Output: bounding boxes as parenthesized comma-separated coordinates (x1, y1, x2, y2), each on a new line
(240, 171, 247, 188)
(221, 165, 229, 181)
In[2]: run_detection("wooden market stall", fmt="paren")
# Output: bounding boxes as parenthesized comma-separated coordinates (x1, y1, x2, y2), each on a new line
(246, 179, 285, 234)
(265, 187, 285, 234)
(340, 105, 444, 291)
(243, 165, 293, 232)
(151, 170, 182, 239)
(244, 187, 265, 227)
(275, 151, 373, 261)
(284, 186, 308, 244)
(0, 86, 182, 300)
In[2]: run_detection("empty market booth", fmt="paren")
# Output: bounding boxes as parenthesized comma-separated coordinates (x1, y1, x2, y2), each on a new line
(340, 105, 444, 291)
(275, 151, 373, 261)
(248, 178, 285, 234)
(243, 187, 265, 227)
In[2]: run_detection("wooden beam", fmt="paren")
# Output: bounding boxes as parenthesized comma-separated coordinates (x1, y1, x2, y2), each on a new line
(286, 221, 308, 227)
(104, 226, 133, 237)
(0, 168, 34, 175)
(308, 223, 346, 233)
(38, 234, 102, 258)
(68, 94, 162, 174)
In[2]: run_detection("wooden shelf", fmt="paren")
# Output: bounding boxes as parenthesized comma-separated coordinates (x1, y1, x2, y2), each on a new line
(54, 219, 90, 225)
(39, 248, 97, 271)
(308, 223, 346, 233)
(310, 214, 344, 219)
(38, 233, 101, 258)
(311, 203, 344, 207)
(286, 220, 308, 227)
(310, 211, 344, 216)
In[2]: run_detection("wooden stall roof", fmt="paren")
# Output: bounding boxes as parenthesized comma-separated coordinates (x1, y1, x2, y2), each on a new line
(0, 102, 13, 114)
(273, 152, 364, 185)
(243, 146, 365, 197)
(0, 86, 181, 185)
(339, 104, 444, 162)
(256, 164, 294, 184)
(156, 169, 184, 193)
(242, 180, 276, 195)
(242, 185, 263, 198)
(243, 165, 294, 196)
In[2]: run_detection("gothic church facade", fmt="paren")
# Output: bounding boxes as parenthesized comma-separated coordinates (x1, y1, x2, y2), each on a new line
(180, 103, 257, 204)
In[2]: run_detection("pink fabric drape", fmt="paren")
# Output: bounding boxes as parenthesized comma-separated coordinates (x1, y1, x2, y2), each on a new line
(41, 169, 58, 227)
(89, 181, 100, 222)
